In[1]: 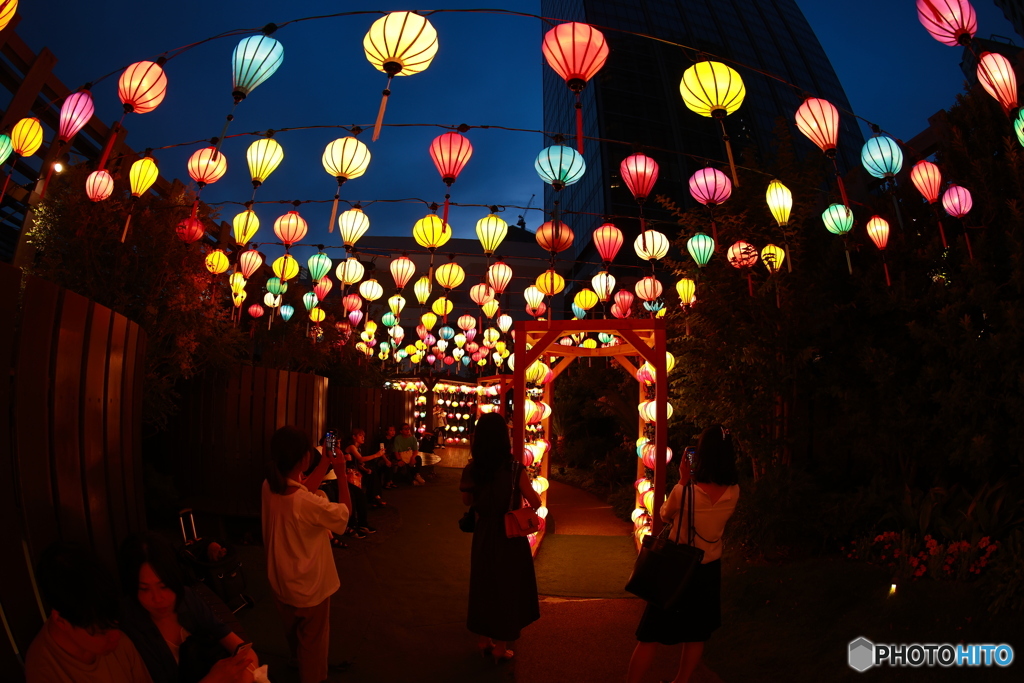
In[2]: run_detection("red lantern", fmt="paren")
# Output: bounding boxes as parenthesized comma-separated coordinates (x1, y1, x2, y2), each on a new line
(58, 90, 95, 143)
(390, 255, 416, 290)
(343, 293, 363, 313)
(794, 97, 839, 155)
(866, 216, 892, 287)
(689, 167, 732, 206)
(314, 276, 334, 302)
(175, 217, 205, 244)
(430, 131, 473, 229)
(910, 160, 942, 203)
(85, 170, 114, 202)
(536, 220, 574, 253)
(611, 303, 629, 319)
(118, 60, 168, 114)
(248, 304, 265, 319)
(592, 222, 623, 264)
(614, 289, 634, 310)
(273, 210, 308, 247)
(487, 261, 513, 295)
(541, 22, 609, 153)
(239, 249, 264, 279)
(187, 146, 228, 188)
(917, 0, 977, 47)
(527, 302, 547, 318)
(620, 154, 659, 203)
(728, 240, 759, 297)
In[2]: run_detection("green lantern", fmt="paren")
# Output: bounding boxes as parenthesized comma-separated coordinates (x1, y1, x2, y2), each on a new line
(307, 252, 332, 282)
(302, 292, 319, 312)
(822, 204, 853, 235)
(686, 232, 715, 267)
(1015, 109, 1024, 148)
(266, 277, 287, 296)
(382, 311, 398, 328)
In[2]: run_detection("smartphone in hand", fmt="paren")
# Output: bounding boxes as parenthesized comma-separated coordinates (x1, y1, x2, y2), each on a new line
(234, 641, 253, 656)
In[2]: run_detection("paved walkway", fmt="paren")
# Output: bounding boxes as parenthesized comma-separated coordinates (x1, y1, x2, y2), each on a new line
(234, 468, 723, 683)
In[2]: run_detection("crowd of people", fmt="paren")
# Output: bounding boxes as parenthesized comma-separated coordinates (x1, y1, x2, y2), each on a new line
(23, 419, 739, 683)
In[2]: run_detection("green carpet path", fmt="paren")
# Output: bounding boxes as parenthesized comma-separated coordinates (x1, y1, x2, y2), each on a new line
(234, 467, 724, 683)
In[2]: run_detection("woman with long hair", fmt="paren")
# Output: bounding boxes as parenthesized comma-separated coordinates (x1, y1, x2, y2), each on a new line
(459, 412, 541, 662)
(626, 424, 741, 683)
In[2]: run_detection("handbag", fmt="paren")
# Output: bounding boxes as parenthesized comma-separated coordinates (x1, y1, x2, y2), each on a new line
(504, 462, 541, 538)
(624, 481, 704, 610)
(458, 507, 476, 533)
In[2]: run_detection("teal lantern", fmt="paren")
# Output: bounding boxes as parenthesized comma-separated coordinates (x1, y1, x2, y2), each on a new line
(302, 292, 319, 312)
(266, 277, 287, 296)
(598, 332, 614, 344)
(307, 252, 332, 282)
(571, 303, 586, 319)
(535, 145, 586, 191)
(0, 134, 12, 166)
(439, 325, 455, 340)
(686, 232, 715, 267)
(861, 135, 903, 179)
(382, 311, 398, 327)
(380, 341, 391, 354)
(462, 356, 471, 366)
(644, 300, 664, 312)
(1015, 109, 1024, 148)
(232, 34, 284, 103)
(279, 304, 294, 322)
(822, 204, 853, 235)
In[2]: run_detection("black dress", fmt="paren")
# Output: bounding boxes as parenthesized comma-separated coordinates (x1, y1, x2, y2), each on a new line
(461, 461, 540, 641)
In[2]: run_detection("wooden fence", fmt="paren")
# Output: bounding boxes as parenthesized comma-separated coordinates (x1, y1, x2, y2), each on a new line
(172, 366, 328, 517)
(327, 384, 415, 444)
(0, 260, 147, 672)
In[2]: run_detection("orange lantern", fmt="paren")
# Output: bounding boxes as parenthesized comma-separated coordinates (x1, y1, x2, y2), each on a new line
(541, 22, 609, 153)
(469, 282, 495, 306)
(487, 261, 513, 294)
(593, 222, 623, 265)
(274, 210, 308, 247)
(634, 276, 662, 302)
(794, 97, 839, 155)
(866, 215, 892, 287)
(314, 276, 333, 302)
(187, 146, 228, 188)
(536, 219, 574, 253)
(118, 60, 168, 114)
(977, 51, 1018, 115)
(390, 254, 416, 291)
(911, 159, 947, 248)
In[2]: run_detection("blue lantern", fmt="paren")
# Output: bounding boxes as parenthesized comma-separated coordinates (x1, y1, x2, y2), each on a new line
(598, 332, 614, 344)
(302, 292, 319, 312)
(232, 34, 284, 103)
(439, 325, 456, 340)
(644, 300, 664, 312)
(861, 135, 903, 179)
(535, 145, 586, 191)
(279, 304, 294, 322)
(571, 303, 586, 319)
(382, 311, 398, 327)
(462, 356, 471, 366)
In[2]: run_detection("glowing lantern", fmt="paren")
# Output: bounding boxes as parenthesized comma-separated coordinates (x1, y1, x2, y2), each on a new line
(11, 117, 42, 157)
(621, 153, 659, 203)
(535, 145, 586, 191)
(638, 400, 672, 423)
(635, 277, 662, 302)
(308, 252, 332, 282)
(246, 137, 284, 188)
(794, 96, 839, 154)
(523, 285, 544, 310)
(58, 90, 94, 143)
(536, 220, 574, 253)
(592, 223, 623, 265)
(615, 289, 634, 311)
(861, 135, 903, 179)
(174, 217, 203, 244)
(0, 135, 11, 167)
(574, 289, 598, 311)
(541, 22, 609, 153)
(430, 131, 473, 228)
(633, 230, 668, 261)
(942, 184, 973, 218)
(232, 33, 284, 102)
(866, 216, 892, 286)
(536, 270, 565, 296)
(314, 277, 333, 302)
(187, 147, 227, 188)
(727, 241, 758, 269)
(337, 258, 365, 286)
(421, 312, 437, 330)
(457, 314, 476, 332)
(761, 244, 786, 274)
(470, 283, 495, 306)
(476, 213, 508, 255)
(85, 170, 114, 202)
(689, 167, 731, 206)
(413, 214, 452, 252)
(593, 271, 615, 302)
(498, 314, 513, 333)
(303, 292, 319, 312)
(481, 299, 500, 318)
(350, 310, 364, 327)
(687, 233, 715, 267)
(432, 297, 454, 317)
(280, 305, 294, 322)
(532, 477, 550, 495)
(337, 206, 370, 250)
(342, 293, 362, 313)
(766, 179, 792, 227)
(205, 249, 229, 275)
(0, 1, 17, 32)
(680, 60, 745, 184)
(309, 308, 326, 323)
(391, 255, 416, 290)
(118, 61, 167, 114)
(414, 276, 432, 305)
(229, 273, 247, 295)
(264, 293, 281, 309)
(388, 294, 406, 316)
(435, 260, 466, 291)
(917, 0, 977, 46)
(822, 204, 854, 235)
(120, 156, 159, 242)
(359, 279, 384, 302)
(272, 254, 299, 281)
(273, 210, 307, 247)
(322, 137, 371, 232)
(233, 210, 260, 245)
(1016, 109, 1024, 147)
(977, 52, 1017, 114)
(910, 160, 942, 204)
(487, 261, 513, 294)
(248, 304, 265, 319)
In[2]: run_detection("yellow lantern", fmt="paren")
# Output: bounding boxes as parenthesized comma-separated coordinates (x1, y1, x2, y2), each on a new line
(388, 294, 406, 316)
(232, 209, 260, 245)
(336, 257, 365, 286)
(481, 299, 500, 318)
(338, 206, 370, 248)
(205, 249, 229, 275)
(246, 137, 284, 188)
(359, 278, 384, 302)
(531, 477, 549, 494)
(676, 278, 696, 307)
(435, 260, 466, 290)
(476, 213, 508, 255)
(633, 230, 669, 261)
(11, 117, 43, 157)
(0, 1, 18, 32)
(526, 360, 550, 385)
(421, 312, 437, 330)
(322, 137, 371, 182)
(665, 352, 676, 374)
(761, 244, 786, 274)
(432, 296, 453, 316)
(229, 272, 247, 295)
(574, 288, 599, 311)
(680, 60, 745, 118)
(535, 270, 565, 296)
(309, 307, 326, 323)
(232, 291, 247, 308)
(413, 214, 452, 250)
(129, 156, 159, 198)
(766, 179, 792, 227)
(272, 254, 299, 281)
(413, 275, 432, 305)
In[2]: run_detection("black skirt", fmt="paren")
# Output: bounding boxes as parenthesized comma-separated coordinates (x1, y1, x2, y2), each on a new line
(635, 559, 722, 644)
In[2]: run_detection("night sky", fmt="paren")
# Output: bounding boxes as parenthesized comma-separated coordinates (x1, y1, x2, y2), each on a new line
(15, 1, 1019, 269)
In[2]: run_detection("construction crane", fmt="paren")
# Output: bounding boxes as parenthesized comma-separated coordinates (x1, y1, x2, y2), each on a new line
(516, 194, 536, 231)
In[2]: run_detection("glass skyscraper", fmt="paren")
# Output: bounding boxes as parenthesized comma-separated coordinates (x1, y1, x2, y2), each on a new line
(540, 0, 863, 281)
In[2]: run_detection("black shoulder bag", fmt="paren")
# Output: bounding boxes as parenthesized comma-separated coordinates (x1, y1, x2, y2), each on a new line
(624, 481, 705, 610)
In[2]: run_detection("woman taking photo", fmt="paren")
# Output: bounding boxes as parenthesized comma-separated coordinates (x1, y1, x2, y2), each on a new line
(626, 425, 740, 683)
(263, 425, 352, 683)
(459, 412, 541, 662)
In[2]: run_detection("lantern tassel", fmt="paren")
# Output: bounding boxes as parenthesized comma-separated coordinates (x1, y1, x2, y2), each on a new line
(0, 167, 12, 206)
(963, 228, 975, 261)
(890, 192, 906, 233)
(121, 211, 133, 243)
(442, 194, 450, 233)
(719, 119, 740, 187)
(372, 79, 393, 143)
(328, 179, 341, 233)
(844, 245, 853, 275)
(575, 97, 584, 155)
(882, 260, 891, 288)
(747, 271, 754, 298)
(784, 239, 793, 273)
(930, 204, 949, 250)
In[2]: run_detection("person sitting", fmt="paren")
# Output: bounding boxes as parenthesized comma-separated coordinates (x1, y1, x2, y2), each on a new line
(393, 423, 425, 485)
(344, 427, 388, 508)
(117, 533, 257, 683)
(379, 425, 398, 489)
(25, 541, 153, 682)
(339, 429, 377, 538)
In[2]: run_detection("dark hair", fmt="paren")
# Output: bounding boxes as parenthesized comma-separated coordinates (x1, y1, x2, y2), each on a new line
(118, 533, 187, 604)
(351, 428, 365, 438)
(269, 426, 313, 494)
(692, 424, 739, 486)
(35, 542, 121, 630)
(470, 412, 513, 484)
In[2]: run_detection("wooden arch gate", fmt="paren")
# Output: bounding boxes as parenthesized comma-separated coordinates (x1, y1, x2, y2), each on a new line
(512, 319, 669, 549)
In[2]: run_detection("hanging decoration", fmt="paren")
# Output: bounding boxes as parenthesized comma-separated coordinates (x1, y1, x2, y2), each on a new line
(476, 211, 507, 257)
(917, 0, 977, 47)
(322, 137, 371, 233)
(686, 232, 715, 268)
(942, 184, 975, 260)
(121, 154, 159, 242)
(273, 205, 308, 249)
(363, 11, 439, 141)
(689, 167, 731, 242)
(680, 60, 745, 185)
(766, 179, 794, 273)
(390, 254, 416, 291)
(865, 215, 892, 286)
(246, 135, 284, 199)
(976, 51, 1018, 116)
(429, 131, 473, 230)
(910, 160, 948, 249)
(822, 203, 855, 274)
(541, 22, 609, 153)
(794, 96, 850, 206)
(233, 209, 260, 246)
(621, 152, 659, 243)
(219, 29, 284, 155)
(1, 117, 42, 202)
(186, 146, 227, 215)
(861, 134, 905, 231)
(727, 240, 759, 296)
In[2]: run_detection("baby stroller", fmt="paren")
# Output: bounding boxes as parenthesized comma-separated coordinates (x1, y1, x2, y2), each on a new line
(178, 509, 255, 613)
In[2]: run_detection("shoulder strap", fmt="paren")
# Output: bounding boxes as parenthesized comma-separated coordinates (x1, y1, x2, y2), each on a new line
(508, 461, 520, 511)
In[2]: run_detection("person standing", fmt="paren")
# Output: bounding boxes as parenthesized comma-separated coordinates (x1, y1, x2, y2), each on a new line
(262, 426, 352, 683)
(459, 412, 541, 662)
(626, 425, 740, 683)
(393, 423, 424, 485)
(379, 425, 398, 490)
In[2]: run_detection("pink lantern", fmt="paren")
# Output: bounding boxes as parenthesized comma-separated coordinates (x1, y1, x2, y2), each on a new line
(942, 184, 973, 218)
(314, 277, 334, 302)
(977, 52, 1018, 114)
(348, 310, 363, 326)
(592, 223, 623, 264)
(58, 90, 95, 143)
(239, 249, 263, 278)
(620, 154, 659, 203)
(342, 293, 363, 313)
(614, 289, 634, 310)
(916, 0, 977, 47)
(248, 304, 265, 319)
(85, 170, 114, 202)
(689, 167, 732, 206)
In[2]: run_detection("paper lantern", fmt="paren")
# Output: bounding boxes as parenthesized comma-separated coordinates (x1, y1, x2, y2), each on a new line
(941, 185, 973, 218)
(865, 218, 891, 284)
(761, 244, 786, 273)
(766, 179, 792, 227)
(574, 289, 598, 311)
(309, 308, 326, 323)
(118, 61, 167, 114)
(273, 210, 307, 247)
(248, 304, 265, 319)
(421, 312, 438, 330)
(10, 117, 42, 157)
(430, 131, 472, 186)
(435, 260, 466, 290)
(314, 277, 333, 302)
(687, 233, 715, 267)
(302, 292, 319, 312)
(536, 220, 574, 253)
(307, 252, 332, 282)
(85, 170, 114, 202)
(205, 249, 229, 275)
(689, 167, 731, 205)
(0, 1, 18, 32)
(388, 294, 406, 316)
(861, 135, 903, 179)
(822, 204, 854, 235)
(457, 314, 476, 332)
(128, 157, 159, 198)
(359, 279, 384, 302)
(727, 241, 758, 268)
(175, 217, 205, 244)
(232, 34, 284, 102)
(535, 145, 585, 190)
(536, 269, 565, 296)
(266, 278, 287, 296)
(0, 135, 11, 166)
(1015, 109, 1024, 147)
(272, 254, 299, 281)
(229, 272, 247, 296)
(279, 305, 295, 322)
(523, 285, 544, 310)
(680, 60, 745, 118)
(337, 257, 365, 286)
(58, 90, 94, 143)
(246, 137, 284, 188)
(910, 160, 942, 204)
(476, 213, 508, 255)
(593, 223, 623, 264)
(322, 137, 371, 182)
(621, 153, 659, 202)
(592, 271, 615, 302)
(342, 293, 363, 313)
(363, 11, 439, 141)
(413, 214, 452, 251)
(634, 230, 668, 261)
(977, 52, 1017, 114)
(264, 293, 281, 309)
(481, 299, 499, 318)
(794, 97, 839, 155)
(615, 289, 634, 310)
(233, 210, 260, 245)
(917, 0, 977, 47)
(432, 297, 454, 317)
(390, 255, 416, 290)
(414, 276, 432, 305)
(541, 22, 609, 153)
(676, 278, 696, 307)
(187, 146, 227, 188)
(635, 277, 663, 302)
(487, 261, 513, 294)
(470, 282, 495, 305)
(498, 314, 513, 333)
(338, 207, 370, 249)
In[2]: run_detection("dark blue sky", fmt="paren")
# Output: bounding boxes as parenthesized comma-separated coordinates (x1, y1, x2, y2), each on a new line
(18, 1, 1018, 268)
